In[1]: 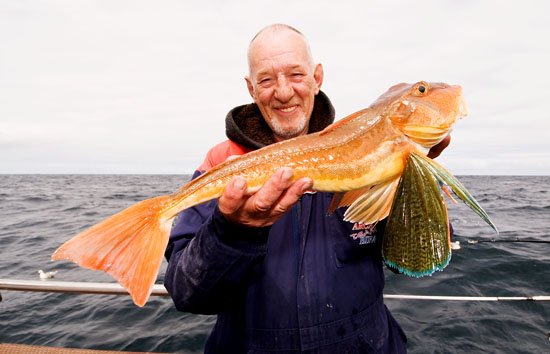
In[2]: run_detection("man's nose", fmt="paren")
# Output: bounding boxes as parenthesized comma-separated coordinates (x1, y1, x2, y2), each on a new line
(273, 75, 293, 102)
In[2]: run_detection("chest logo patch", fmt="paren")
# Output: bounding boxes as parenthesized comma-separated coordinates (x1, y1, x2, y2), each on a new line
(349, 222, 377, 245)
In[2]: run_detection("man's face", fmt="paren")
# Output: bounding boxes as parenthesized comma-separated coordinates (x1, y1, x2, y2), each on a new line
(246, 29, 323, 141)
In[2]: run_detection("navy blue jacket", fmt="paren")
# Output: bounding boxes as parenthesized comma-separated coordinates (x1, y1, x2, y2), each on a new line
(165, 178, 407, 353)
(164, 94, 407, 353)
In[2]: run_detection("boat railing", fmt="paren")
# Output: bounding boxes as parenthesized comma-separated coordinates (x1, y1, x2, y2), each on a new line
(1, 278, 550, 302)
(0, 278, 168, 297)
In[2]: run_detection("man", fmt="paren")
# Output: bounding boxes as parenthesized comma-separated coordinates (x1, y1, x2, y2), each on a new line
(164, 24, 449, 353)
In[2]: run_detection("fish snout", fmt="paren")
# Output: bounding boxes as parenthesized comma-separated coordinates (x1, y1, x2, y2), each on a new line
(448, 84, 468, 120)
(457, 95, 468, 119)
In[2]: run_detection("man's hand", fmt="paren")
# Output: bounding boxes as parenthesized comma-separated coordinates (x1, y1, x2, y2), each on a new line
(218, 167, 313, 228)
(427, 135, 451, 159)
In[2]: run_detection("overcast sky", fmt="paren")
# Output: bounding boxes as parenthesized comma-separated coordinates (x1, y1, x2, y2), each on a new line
(1, 0, 549, 175)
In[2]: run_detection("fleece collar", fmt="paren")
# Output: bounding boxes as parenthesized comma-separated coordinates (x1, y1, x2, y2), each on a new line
(225, 91, 335, 150)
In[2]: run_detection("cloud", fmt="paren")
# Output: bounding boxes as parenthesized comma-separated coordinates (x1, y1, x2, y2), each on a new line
(1, 0, 549, 174)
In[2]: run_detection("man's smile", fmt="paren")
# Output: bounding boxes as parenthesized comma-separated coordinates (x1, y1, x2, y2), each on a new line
(276, 105, 298, 113)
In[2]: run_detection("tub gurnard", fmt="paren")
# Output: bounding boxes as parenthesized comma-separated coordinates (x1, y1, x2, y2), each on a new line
(52, 81, 497, 306)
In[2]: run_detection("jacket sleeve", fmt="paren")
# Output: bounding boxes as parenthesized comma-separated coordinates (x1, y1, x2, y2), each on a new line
(163, 171, 270, 315)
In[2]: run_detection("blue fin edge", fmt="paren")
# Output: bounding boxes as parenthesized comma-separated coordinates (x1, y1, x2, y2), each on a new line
(385, 254, 451, 278)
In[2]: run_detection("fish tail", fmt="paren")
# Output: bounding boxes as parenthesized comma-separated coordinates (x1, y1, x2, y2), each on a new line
(52, 194, 177, 306)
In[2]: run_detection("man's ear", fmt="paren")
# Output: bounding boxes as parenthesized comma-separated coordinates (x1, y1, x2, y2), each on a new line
(313, 63, 324, 94)
(245, 76, 256, 100)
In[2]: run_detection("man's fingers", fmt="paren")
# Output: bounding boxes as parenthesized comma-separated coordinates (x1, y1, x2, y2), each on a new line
(218, 168, 313, 228)
(218, 176, 247, 215)
(271, 177, 313, 214)
(427, 135, 451, 159)
(251, 167, 294, 212)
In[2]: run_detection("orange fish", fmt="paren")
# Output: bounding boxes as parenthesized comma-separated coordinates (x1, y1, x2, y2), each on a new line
(52, 81, 496, 306)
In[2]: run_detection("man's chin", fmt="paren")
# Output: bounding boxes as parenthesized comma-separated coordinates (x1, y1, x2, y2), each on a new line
(275, 131, 300, 140)
(272, 125, 308, 140)
(269, 114, 309, 141)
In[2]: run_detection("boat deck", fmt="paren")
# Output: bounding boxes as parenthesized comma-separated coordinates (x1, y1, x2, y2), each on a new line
(0, 343, 173, 354)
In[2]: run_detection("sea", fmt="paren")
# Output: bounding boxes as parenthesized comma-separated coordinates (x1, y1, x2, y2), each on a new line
(0, 174, 549, 354)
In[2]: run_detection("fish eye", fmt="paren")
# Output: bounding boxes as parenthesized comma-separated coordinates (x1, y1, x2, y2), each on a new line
(418, 85, 426, 93)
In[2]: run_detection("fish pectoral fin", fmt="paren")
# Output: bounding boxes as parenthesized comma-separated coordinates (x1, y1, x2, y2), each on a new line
(394, 123, 451, 148)
(328, 192, 345, 214)
(383, 153, 451, 277)
(328, 186, 371, 214)
(339, 177, 400, 225)
(412, 153, 498, 233)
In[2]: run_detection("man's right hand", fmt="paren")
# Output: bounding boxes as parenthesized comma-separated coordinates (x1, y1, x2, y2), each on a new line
(218, 167, 313, 228)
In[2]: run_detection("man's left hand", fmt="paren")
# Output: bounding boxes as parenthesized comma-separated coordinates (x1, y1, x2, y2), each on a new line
(427, 135, 451, 159)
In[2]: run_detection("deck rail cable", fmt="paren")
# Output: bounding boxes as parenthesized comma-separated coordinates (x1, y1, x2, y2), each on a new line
(0, 278, 169, 297)
(467, 238, 550, 244)
(1, 278, 550, 302)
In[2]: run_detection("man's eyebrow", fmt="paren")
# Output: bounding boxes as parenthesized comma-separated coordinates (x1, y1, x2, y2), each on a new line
(287, 64, 306, 71)
(256, 69, 271, 77)
(254, 64, 308, 79)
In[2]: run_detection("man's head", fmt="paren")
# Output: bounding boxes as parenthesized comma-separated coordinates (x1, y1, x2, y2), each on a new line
(245, 24, 324, 142)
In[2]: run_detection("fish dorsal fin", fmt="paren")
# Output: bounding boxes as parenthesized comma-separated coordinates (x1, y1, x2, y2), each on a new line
(382, 153, 451, 277)
(319, 108, 369, 136)
(392, 122, 451, 148)
(329, 177, 399, 225)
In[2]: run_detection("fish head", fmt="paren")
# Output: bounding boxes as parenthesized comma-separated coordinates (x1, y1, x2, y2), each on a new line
(376, 81, 468, 148)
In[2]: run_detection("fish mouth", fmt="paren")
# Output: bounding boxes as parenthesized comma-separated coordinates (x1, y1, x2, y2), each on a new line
(388, 92, 465, 148)
(456, 96, 468, 119)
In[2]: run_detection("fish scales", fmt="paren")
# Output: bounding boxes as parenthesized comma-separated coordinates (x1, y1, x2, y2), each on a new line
(166, 108, 413, 216)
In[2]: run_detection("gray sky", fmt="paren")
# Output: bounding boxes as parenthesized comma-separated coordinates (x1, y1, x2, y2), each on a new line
(1, 0, 549, 175)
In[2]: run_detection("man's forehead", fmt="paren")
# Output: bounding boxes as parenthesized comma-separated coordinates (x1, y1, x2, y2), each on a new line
(248, 30, 311, 73)
(251, 30, 307, 54)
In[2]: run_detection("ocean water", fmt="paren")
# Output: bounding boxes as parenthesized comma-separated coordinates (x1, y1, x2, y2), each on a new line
(0, 175, 549, 353)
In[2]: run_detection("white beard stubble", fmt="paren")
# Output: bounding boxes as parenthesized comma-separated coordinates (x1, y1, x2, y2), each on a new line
(270, 114, 309, 140)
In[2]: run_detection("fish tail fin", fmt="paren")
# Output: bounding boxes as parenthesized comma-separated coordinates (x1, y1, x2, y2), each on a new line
(383, 153, 452, 276)
(52, 194, 176, 306)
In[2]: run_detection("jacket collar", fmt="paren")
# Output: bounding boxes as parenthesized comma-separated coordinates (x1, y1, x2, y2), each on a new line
(225, 91, 335, 150)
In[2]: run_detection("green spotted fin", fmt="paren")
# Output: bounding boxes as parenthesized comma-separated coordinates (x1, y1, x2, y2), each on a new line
(411, 153, 498, 233)
(382, 153, 497, 277)
(382, 153, 451, 277)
